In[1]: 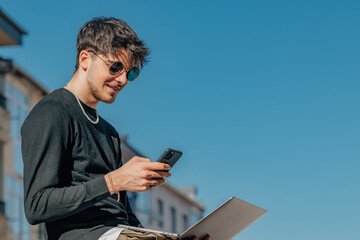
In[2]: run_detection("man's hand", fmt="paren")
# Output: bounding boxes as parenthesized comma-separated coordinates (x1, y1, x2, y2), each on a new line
(106, 156, 171, 193)
(181, 235, 210, 240)
(198, 236, 210, 240)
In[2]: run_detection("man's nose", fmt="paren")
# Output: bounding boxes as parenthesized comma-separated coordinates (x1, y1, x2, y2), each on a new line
(114, 71, 128, 86)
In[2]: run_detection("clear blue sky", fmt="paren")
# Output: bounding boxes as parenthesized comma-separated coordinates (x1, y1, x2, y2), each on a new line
(1, 1, 360, 239)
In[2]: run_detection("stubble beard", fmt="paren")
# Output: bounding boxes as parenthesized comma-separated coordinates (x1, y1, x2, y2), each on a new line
(87, 78, 116, 104)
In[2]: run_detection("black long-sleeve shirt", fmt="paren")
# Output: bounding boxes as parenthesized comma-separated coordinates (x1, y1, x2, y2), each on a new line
(21, 88, 141, 240)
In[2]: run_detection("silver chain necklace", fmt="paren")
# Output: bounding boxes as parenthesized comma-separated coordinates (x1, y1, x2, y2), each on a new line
(66, 84, 99, 124)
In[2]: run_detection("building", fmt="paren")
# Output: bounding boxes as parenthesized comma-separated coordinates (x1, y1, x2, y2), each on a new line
(120, 136, 205, 234)
(0, 8, 49, 240)
(1, 58, 49, 240)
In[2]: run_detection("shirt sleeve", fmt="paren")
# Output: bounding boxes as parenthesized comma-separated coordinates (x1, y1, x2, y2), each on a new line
(21, 100, 110, 225)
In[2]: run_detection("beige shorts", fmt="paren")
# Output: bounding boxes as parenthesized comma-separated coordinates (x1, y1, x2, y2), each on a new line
(117, 229, 178, 240)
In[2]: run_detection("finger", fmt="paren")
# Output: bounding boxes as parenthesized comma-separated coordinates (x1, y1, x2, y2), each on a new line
(140, 185, 153, 192)
(132, 157, 151, 162)
(147, 162, 171, 171)
(147, 178, 165, 186)
(142, 170, 170, 180)
(150, 171, 171, 179)
(179, 237, 198, 240)
(202, 235, 210, 240)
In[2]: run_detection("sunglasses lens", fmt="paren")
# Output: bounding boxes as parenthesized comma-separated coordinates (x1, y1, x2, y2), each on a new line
(127, 67, 140, 81)
(109, 62, 123, 75)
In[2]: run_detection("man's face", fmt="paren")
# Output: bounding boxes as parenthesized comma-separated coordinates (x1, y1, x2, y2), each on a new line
(85, 49, 131, 104)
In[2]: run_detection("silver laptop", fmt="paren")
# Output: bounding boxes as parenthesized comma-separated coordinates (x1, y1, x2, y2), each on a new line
(119, 197, 267, 240)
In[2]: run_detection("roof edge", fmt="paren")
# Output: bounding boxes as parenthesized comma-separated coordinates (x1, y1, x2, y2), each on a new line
(0, 8, 27, 35)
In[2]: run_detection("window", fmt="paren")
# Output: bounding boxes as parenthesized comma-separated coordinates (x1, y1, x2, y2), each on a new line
(5, 175, 30, 240)
(0, 143, 4, 214)
(171, 207, 176, 233)
(135, 191, 151, 225)
(4, 82, 31, 240)
(157, 199, 164, 227)
(190, 207, 202, 226)
(182, 214, 189, 232)
(0, 74, 6, 109)
(38, 223, 46, 240)
(5, 82, 29, 175)
(127, 191, 137, 212)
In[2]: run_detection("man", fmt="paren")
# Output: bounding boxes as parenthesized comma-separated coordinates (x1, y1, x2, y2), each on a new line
(21, 18, 209, 240)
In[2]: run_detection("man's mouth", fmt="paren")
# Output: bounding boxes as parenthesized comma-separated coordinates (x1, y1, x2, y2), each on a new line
(106, 84, 120, 92)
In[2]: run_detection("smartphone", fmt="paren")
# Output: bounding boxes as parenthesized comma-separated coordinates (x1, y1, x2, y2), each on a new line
(156, 148, 183, 171)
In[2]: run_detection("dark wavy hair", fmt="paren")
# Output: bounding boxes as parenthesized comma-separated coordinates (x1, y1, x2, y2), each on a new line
(75, 17, 149, 72)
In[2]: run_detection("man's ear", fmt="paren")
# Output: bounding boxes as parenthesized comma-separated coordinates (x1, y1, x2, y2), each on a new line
(79, 50, 91, 71)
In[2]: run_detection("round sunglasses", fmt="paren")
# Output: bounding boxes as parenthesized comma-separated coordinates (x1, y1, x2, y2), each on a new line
(87, 50, 140, 81)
